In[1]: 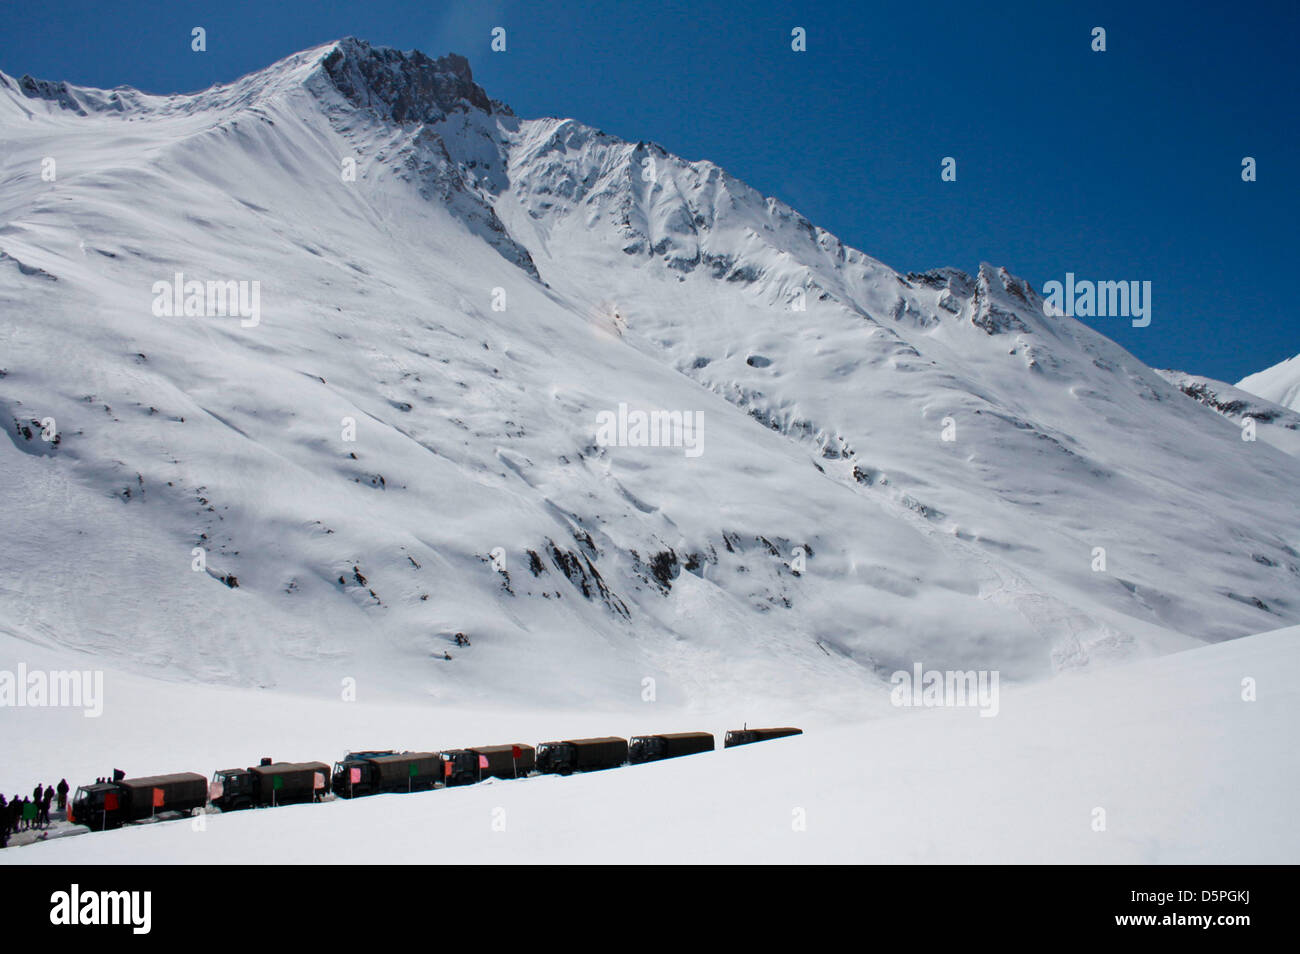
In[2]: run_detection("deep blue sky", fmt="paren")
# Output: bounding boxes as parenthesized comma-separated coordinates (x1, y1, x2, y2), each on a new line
(2, 0, 1294, 382)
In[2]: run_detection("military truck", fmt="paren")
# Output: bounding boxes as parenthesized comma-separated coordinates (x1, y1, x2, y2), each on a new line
(69, 772, 207, 830)
(439, 744, 536, 786)
(629, 731, 715, 764)
(723, 726, 803, 748)
(211, 759, 330, 811)
(332, 751, 441, 798)
(535, 737, 628, 776)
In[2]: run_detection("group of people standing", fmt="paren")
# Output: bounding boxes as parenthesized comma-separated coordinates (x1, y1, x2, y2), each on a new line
(0, 779, 69, 846)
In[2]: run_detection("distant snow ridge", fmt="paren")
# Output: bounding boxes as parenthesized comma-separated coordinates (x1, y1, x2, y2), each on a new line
(0, 38, 1297, 712)
(1154, 369, 1300, 458)
(1238, 353, 1300, 413)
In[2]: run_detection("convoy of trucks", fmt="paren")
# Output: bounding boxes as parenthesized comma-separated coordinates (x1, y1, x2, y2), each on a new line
(65, 725, 801, 833)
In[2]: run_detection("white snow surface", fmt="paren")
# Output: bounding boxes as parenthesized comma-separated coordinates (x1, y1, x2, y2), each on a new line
(1, 623, 1296, 864)
(1153, 368, 1300, 458)
(1238, 353, 1300, 413)
(0, 37, 1297, 715)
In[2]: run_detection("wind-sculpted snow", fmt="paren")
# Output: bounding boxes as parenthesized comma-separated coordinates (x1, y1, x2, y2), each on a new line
(0, 39, 1296, 713)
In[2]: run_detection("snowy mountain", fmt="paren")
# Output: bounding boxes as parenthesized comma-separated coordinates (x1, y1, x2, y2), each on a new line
(1237, 352, 1300, 413)
(1, 38, 1297, 714)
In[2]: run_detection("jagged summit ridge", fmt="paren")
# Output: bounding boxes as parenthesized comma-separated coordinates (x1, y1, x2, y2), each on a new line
(320, 37, 508, 123)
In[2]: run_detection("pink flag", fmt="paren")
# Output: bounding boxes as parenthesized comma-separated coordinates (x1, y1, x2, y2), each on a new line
(349, 767, 362, 784)
(478, 755, 489, 769)
(209, 780, 224, 800)
(313, 772, 325, 790)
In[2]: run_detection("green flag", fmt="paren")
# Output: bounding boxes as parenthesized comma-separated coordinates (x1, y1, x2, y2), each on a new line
(409, 764, 418, 777)
(272, 775, 284, 790)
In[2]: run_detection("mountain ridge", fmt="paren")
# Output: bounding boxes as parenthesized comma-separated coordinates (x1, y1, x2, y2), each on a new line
(1, 38, 1296, 712)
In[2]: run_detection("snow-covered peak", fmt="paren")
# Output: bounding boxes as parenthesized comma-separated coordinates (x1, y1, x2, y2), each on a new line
(1238, 353, 1300, 412)
(1, 41, 1297, 712)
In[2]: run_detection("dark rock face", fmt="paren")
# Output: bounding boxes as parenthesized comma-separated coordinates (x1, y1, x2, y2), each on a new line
(321, 39, 502, 124)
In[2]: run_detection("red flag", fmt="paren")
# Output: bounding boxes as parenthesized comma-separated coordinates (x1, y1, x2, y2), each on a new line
(511, 745, 521, 759)
(444, 760, 453, 777)
(478, 754, 489, 769)
(349, 767, 362, 784)
(104, 792, 119, 811)
(152, 787, 165, 807)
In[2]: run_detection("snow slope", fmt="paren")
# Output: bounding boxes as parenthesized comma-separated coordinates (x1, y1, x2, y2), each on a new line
(0, 38, 1297, 715)
(3, 623, 1295, 864)
(1238, 353, 1300, 413)
(1154, 368, 1300, 458)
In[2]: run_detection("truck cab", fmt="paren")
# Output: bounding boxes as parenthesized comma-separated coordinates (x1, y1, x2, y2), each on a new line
(332, 751, 411, 798)
(629, 736, 668, 763)
(439, 749, 481, 787)
(69, 782, 120, 829)
(535, 741, 577, 775)
(210, 768, 255, 811)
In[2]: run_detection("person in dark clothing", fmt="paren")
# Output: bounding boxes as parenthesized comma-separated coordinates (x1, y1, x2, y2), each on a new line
(21, 797, 34, 831)
(8, 797, 18, 835)
(40, 786, 54, 828)
(56, 779, 69, 813)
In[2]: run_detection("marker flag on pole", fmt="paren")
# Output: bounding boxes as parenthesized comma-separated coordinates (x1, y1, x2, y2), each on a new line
(152, 787, 165, 808)
(104, 792, 119, 811)
(478, 754, 490, 769)
(409, 763, 419, 778)
(209, 780, 224, 800)
(313, 772, 325, 790)
(444, 760, 453, 777)
(511, 745, 521, 759)
(350, 767, 362, 784)
(273, 775, 284, 791)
